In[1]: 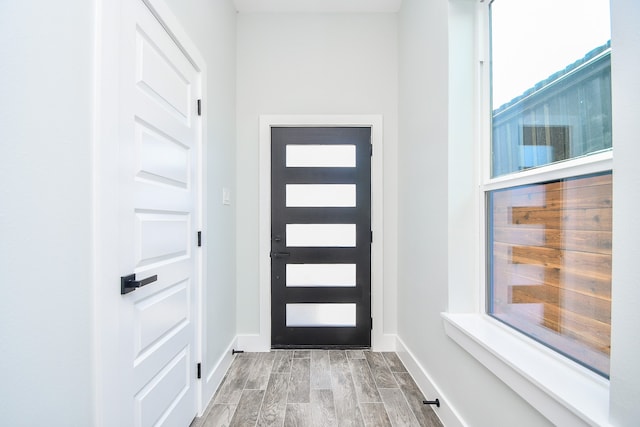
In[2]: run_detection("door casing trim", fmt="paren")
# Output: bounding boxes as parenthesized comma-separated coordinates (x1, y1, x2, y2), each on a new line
(246, 114, 392, 352)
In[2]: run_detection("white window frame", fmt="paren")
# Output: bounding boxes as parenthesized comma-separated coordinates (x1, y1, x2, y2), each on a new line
(443, 1, 612, 425)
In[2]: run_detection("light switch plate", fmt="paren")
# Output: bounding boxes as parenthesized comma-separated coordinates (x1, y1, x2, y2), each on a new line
(222, 188, 231, 205)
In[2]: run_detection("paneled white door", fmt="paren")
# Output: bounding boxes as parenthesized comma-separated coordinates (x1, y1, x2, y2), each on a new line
(118, 1, 200, 426)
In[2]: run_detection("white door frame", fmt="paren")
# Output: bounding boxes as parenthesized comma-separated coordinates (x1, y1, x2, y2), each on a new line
(93, 0, 208, 424)
(240, 115, 394, 352)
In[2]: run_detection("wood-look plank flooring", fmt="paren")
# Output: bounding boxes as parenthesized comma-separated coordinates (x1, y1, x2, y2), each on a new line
(194, 350, 442, 427)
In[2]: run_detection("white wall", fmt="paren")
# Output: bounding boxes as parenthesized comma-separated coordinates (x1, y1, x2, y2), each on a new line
(236, 13, 399, 338)
(163, 0, 238, 400)
(397, 0, 552, 425)
(0, 1, 95, 426)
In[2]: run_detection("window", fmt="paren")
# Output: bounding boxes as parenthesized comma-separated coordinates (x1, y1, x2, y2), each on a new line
(487, 0, 612, 377)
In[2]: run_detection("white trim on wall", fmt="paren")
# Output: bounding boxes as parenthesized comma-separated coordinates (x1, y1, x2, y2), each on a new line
(242, 114, 392, 352)
(442, 313, 610, 426)
(396, 336, 463, 427)
(201, 336, 236, 416)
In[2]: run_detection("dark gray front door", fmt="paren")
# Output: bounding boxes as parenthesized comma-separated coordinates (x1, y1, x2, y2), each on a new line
(270, 127, 372, 348)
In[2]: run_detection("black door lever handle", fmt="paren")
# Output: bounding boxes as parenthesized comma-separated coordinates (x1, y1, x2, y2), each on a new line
(270, 251, 291, 259)
(121, 273, 158, 295)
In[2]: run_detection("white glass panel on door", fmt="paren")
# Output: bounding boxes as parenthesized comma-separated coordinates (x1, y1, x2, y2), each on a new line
(286, 303, 357, 327)
(286, 144, 356, 167)
(286, 264, 356, 287)
(286, 184, 356, 207)
(286, 224, 356, 247)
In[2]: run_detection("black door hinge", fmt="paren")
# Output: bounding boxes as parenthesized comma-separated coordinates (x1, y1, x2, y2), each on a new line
(197, 363, 202, 379)
(197, 231, 202, 247)
(197, 99, 202, 116)
(370, 143, 373, 157)
(370, 230, 373, 243)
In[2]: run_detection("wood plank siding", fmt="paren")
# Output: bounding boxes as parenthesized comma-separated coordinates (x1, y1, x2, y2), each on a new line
(489, 173, 612, 376)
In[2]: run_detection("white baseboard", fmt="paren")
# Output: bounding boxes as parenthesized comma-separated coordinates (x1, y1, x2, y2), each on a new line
(237, 332, 397, 352)
(236, 333, 270, 352)
(373, 333, 397, 352)
(396, 336, 466, 427)
(200, 337, 237, 417)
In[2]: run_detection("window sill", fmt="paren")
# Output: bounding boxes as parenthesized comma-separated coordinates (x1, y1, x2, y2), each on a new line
(442, 313, 610, 426)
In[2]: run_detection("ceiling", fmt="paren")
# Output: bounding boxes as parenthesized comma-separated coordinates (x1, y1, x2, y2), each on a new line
(234, 0, 403, 13)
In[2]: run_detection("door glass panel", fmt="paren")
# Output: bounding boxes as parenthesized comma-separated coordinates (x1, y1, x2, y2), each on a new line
(286, 264, 356, 287)
(286, 303, 356, 327)
(286, 145, 356, 167)
(286, 224, 356, 247)
(286, 184, 356, 207)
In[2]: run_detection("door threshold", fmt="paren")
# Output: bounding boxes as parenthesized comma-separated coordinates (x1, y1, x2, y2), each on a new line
(271, 345, 371, 350)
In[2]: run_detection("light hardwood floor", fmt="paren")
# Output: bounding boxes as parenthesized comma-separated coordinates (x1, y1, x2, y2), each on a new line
(194, 350, 442, 427)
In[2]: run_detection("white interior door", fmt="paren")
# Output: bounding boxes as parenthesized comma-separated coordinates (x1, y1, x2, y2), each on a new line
(118, 1, 201, 426)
